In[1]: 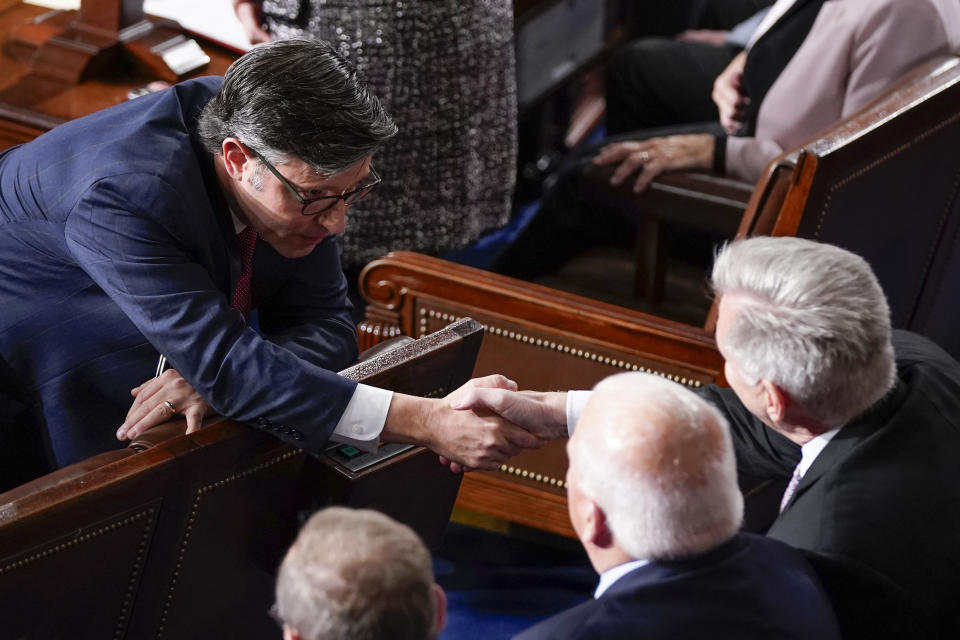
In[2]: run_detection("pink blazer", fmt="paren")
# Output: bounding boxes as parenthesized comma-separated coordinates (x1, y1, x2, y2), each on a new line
(726, 0, 950, 182)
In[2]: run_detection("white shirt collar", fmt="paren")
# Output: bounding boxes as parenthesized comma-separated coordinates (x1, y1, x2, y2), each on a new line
(797, 427, 842, 478)
(229, 209, 247, 235)
(746, 0, 800, 49)
(594, 559, 649, 599)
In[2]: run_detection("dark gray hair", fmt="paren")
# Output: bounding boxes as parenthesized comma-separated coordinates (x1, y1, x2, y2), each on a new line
(275, 507, 438, 640)
(197, 39, 397, 173)
(712, 237, 896, 427)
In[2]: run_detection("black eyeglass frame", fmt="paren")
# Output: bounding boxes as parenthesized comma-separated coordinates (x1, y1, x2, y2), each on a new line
(252, 149, 381, 216)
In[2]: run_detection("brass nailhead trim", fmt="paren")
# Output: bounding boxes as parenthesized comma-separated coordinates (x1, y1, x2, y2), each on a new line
(815, 110, 960, 241)
(156, 449, 303, 638)
(0, 507, 155, 640)
(421, 308, 702, 387)
(500, 464, 565, 489)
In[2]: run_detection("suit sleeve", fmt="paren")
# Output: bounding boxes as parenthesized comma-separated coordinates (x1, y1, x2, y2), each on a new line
(255, 237, 359, 370)
(696, 384, 800, 479)
(64, 174, 356, 454)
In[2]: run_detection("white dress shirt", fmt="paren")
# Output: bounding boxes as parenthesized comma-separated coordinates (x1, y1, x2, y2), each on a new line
(746, 0, 800, 49)
(595, 559, 650, 599)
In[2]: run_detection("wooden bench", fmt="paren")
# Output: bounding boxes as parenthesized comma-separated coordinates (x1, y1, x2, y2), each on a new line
(0, 318, 481, 640)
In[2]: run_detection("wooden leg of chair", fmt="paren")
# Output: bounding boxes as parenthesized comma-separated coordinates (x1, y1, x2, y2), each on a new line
(634, 218, 665, 302)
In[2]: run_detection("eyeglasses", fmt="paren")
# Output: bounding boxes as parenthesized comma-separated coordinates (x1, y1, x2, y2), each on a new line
(253, 149, 381, 216)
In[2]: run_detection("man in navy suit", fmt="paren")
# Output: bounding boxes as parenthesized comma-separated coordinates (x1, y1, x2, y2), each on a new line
(514, 371, 840, 639)
(0, 39, 539, 489)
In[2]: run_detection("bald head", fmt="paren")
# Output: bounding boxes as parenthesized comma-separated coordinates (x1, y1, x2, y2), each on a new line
(569, 373, 743, 561)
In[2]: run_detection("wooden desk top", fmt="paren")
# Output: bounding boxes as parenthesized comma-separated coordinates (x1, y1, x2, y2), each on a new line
(0, 2, 237, 147)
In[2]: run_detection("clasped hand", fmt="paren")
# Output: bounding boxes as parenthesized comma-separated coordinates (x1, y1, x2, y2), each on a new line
(436, 380, 568, 473)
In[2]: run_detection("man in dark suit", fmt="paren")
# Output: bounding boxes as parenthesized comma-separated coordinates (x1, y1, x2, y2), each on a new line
(514, 371, 840, 639)
(0, 38, 539, 489)
(460, 237, 960, 637)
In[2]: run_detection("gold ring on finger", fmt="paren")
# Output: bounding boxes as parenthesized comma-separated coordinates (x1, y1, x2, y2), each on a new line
(163, 400, 176, 413)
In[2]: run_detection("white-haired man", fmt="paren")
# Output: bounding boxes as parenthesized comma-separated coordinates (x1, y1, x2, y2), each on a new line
(515, 372, 839, 639)
(274, 507, 445, 640)
(457, 237, 960, 635)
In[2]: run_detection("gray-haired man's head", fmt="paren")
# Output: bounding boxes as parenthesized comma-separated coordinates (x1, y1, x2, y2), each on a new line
(275, 507, 444, 640)
(712, 237, 895, 429)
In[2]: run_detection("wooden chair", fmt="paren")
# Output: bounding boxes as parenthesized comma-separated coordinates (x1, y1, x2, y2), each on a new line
(769, 57, 960, 357)
(0, 318, 481, 640)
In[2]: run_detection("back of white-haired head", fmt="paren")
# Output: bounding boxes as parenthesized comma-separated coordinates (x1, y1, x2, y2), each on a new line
(275, 507, 437, 640)
(712, 237, 895, 427)
(573, 372, 744, 561)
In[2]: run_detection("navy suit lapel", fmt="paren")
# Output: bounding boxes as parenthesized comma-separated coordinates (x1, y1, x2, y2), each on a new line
(196, 148, 242, 299)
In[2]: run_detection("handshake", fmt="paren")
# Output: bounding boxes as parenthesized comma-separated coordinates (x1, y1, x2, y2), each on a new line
(382, 375, 570, 473)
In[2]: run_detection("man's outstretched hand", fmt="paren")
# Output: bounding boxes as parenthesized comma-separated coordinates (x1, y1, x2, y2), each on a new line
(382, 375, 550, 473)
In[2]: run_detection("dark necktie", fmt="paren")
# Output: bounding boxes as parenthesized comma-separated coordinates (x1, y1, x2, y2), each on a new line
(232, 226, 258, 319)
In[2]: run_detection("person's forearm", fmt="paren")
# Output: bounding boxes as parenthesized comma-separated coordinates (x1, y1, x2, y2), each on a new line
(381, 393, 433, 448)
(516, 390, 569, 439)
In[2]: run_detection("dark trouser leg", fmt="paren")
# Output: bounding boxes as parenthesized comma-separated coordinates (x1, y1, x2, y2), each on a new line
(605, 38, 740, 135)
(691, 0, 774, 30)
(491, 123, 723, 280)
(0, 361, 49, 491)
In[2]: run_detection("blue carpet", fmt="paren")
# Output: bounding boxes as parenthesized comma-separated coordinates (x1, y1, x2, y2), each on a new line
(434, 523, 596, 639)
(442, 201, 541, 270)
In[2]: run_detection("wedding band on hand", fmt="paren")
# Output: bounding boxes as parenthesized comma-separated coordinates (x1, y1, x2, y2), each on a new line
(637, 151, 650, 163)
(163, 400, 176, 414)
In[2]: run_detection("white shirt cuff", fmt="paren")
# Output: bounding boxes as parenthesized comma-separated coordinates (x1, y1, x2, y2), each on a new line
(330, 383, 393, 453)
(566, 390, 592, 437)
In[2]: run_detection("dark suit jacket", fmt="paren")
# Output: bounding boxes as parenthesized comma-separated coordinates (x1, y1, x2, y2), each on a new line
(0, 78, 358, 474)
(514, 533, 840, 640)
(739, 0, 826, 135)
(699, 331, 960, 634)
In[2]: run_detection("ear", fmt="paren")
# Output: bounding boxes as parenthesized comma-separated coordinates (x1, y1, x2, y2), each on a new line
(759, 379, 789, 424)
(584, 501, 615, 549)
(221, 137, 253, 182)
(432, 584, 447, 634)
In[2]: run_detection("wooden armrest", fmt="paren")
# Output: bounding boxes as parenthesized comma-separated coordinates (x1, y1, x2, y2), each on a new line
(579, 164, 752, 237)
(357, 335, 414, 362)
(127, 420, 190, 451)
(0, 447, 134, 505)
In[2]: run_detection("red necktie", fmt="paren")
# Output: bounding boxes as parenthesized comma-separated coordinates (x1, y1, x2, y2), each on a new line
(232, 226, 258, 319)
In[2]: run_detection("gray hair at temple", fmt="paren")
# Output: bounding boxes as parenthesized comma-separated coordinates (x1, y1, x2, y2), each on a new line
(275, 507, 440, 640)
(573, 372, 743, 560)
(712, 237, 896, 427)
(197, 38, 397, 174)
